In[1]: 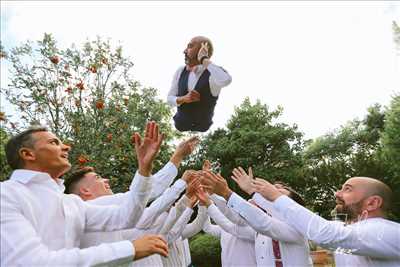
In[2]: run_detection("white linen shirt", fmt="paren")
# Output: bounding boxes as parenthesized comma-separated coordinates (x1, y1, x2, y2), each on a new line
(206, 204, 257, 267)
(0, 169, 152, 266)
(167, 63, 232, 107)
(227, 192, 312, 267)
(274, 195, 400, 267)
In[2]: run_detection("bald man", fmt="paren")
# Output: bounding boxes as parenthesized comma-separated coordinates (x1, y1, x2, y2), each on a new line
(251, 176, 400, 267)
(167, 36, 232, 132)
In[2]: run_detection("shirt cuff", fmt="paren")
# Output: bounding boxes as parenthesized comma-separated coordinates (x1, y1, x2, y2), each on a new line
(273, 195, 293, 213)
(227, 192, 243, 211)
(132, 171, 153, 193)
(108, 240, 135, 264)
(172, 179, 187, 191)
(165, 161, 178, 178)
(167, 95, 179, 107)
(207, 203, 219, 216)
(210, 193, 226, 203)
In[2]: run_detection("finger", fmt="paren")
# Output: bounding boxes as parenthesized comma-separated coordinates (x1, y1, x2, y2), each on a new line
(134, 133, 141, 147)
(231, 176, 239, 184)
(232, 168, 241, 178)
(153, 123, 159, 142)
(238, 166, 246, 175)
(145, 122, 151, 138)
(149, 121, 155, 139)
(153, 243, 169, 257)
(248, 167, 253, 178)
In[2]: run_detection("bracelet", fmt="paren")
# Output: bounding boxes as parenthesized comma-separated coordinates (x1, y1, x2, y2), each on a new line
(200, 56, 209, 64)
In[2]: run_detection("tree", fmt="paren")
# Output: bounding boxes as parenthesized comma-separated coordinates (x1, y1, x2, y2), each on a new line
(186, 97, 307, 198)
(381, 94, 400, 220)
(1, 34, 178, 190)
(303, 104, 391, 218)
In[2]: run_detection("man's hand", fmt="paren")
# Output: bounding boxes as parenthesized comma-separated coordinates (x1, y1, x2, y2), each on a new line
(176, 90, 201, 105)
(132, 235, 168, 260)
(182, 170, 199, 184)
(186, 177, 201, 200)
(231, 167, 255, 195)
(201, 171, 232, 200)
(196, 186, 212, 207)
(252, 178, 283, 201)
(132, 121, 164, 177)
(170, 137, 200, 168)
(197, 42, 209, 64)
(202, 160, 211, 171)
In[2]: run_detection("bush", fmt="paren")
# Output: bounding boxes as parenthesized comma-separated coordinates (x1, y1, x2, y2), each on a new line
(189, 233, 221, 267)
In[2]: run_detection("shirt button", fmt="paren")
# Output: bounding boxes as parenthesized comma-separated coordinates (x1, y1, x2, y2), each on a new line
(261, 257, 264, 259)
(262, 241, 265, 244)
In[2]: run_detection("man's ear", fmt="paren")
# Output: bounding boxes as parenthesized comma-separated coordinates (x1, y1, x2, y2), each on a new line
(19, 147, 36, 162)
(365, 196, 383, 212)
(79, 187, 92, 198)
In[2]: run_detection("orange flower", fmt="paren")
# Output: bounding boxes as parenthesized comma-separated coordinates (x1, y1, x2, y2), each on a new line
(65, 87, 73, 94)
(96, 100, 104, 110)
(0, 112, 5, 121)
(101, 58, 108, 65)
(77, 155, 89, 165)
(50, 55, 60, 64)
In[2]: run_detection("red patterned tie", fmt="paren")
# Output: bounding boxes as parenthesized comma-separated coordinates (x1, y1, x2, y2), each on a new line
(272, 239, 283, 267)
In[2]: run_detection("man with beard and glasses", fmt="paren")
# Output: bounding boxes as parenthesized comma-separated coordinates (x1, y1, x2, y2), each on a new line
(167, 36, 232, 132)
(252, 176, 400, 267)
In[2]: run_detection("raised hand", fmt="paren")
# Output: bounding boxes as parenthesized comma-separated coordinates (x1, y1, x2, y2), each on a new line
(201, 171, 232, 200)
(170, 137, 200, 168)
(132, 235, 168, 260)
(231, 166, 255, 195)
(202, 160, 211, 171)
(186, 177, 201, 200)
(132, 121, 164, 177)
(197, 42, 209, 63)
(252, 178, 283, 201)
(182, 170, 200, 184)
(196, 186, 212, 207)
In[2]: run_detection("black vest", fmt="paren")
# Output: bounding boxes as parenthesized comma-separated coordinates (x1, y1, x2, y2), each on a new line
(173, 67, 218, 132)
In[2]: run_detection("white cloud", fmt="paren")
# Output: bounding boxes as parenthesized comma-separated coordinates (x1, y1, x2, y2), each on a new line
(1, 1, 399, 139)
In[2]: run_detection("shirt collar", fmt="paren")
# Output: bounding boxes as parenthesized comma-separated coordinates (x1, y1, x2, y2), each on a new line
(186, 64, 205, 74)
(10, 169, 65, 191)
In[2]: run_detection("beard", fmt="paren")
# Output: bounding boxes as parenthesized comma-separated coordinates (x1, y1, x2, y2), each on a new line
(335, 198, 364, 221)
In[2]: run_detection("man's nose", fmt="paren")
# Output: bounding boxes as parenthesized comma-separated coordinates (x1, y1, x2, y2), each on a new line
(62, 144, 71, 152)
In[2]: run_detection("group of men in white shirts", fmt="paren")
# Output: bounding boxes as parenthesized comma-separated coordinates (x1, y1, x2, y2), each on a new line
(1, 121, 399, 267)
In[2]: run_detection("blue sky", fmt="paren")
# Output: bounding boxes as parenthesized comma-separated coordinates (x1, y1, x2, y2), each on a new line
(1, 1, 399, 139)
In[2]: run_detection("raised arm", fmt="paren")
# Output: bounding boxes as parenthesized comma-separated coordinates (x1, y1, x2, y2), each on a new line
(181, 205, 208, 240)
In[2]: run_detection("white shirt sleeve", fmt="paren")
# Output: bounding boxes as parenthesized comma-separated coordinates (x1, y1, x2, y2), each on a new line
(207, 204, 255, 242)
(273, 195, 400, 259)
(227, 192, 304, 243)
(135, 179, 186, 229)
(167, 67, 185, 107)
(164, 207, 194, 244)
(158, 195, 190, 235)
(147, 162, 178, 202)
(84, 172, 152, 232)
(181, 205, 208, 240)
(0, 186, 134, 266)
(210, 193, 247, 225)
(202, 216, 222, 238)
(207, 63, 232, 97)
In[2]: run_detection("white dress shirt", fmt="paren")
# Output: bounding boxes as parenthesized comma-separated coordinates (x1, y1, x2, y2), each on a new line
(82, 178, 188, 267)
(167, 63, 232, 107)
(162, 204, 208, 267)
(0, 170, 152, 266)
(227, 192, 312, 267)
(274, 195, 400, 267)
(206, 203, 257, 267)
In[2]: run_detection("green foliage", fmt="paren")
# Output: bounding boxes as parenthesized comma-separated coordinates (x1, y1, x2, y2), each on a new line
(186, 97, 307, 198)
(189, 233, 221, 267)
(0, 126, 12, 181)
(381, 94, 400, 220)
(303, 104, 391, 218)
(1, 33, 178, 191)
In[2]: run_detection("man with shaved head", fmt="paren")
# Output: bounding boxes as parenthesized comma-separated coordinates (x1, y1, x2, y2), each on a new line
(251, 176, 400, 266)
(167, 35, 232, 132)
